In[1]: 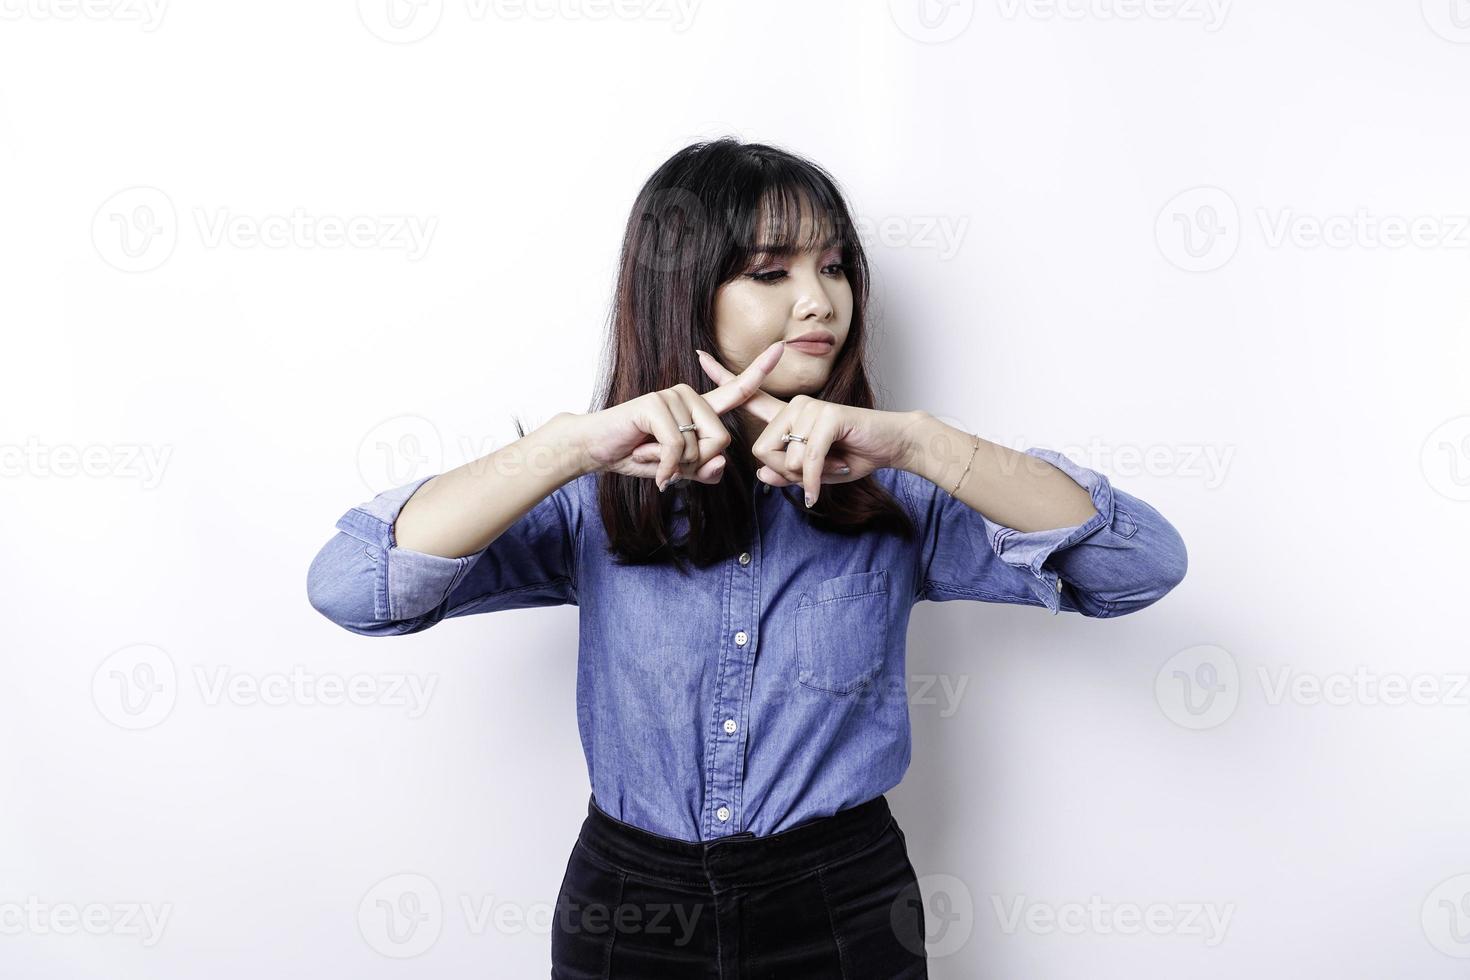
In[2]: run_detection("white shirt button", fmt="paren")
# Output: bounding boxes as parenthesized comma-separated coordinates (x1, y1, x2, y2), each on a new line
(738, 552, 751, 566)
(734, 630, 748, 647)
(723, 718, 737, 734)
(716, 805, 730, 822)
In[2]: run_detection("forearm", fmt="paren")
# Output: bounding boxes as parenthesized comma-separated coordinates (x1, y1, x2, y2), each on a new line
(393, 412, 593, 559)
(901, 412, 1097, 532)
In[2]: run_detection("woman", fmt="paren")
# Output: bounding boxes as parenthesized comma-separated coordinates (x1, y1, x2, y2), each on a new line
(307, 138, 1188, 978)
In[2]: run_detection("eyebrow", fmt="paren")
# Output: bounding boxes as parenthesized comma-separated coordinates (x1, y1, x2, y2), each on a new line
(748, 235, 843, 257)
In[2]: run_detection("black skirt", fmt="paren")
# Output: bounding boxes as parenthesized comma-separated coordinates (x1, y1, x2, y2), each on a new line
(550, 793, 929, 979)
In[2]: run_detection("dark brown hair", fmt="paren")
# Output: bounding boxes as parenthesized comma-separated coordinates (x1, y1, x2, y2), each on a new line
(529, 138, 915, 571)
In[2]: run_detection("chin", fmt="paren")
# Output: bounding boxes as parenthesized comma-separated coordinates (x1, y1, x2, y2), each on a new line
(771, 367, 829, 398)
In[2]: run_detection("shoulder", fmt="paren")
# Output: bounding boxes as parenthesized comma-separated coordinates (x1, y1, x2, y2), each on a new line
(548, 472, 600, 527)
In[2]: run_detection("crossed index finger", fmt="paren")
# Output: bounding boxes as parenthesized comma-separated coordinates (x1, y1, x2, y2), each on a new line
(696, 342, 787, 423)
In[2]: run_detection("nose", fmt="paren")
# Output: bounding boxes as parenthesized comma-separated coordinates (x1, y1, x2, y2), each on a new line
(792, 268, 835, 322)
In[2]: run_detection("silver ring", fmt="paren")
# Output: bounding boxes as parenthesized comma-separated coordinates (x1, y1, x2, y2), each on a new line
(677, 423, 698, 433)
(781, 433, 808, 444)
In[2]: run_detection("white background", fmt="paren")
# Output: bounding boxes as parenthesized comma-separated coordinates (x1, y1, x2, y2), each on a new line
(3, 0, 1469, 976)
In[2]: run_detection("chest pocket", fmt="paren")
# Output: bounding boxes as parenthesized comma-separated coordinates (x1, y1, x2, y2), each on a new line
(795, 568, 889, 695)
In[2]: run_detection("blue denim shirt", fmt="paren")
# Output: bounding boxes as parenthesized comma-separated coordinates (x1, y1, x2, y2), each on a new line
(307, 448, 1187, 842)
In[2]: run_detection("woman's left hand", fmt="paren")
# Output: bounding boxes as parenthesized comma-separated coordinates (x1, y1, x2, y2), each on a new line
(691, 347, 927, 507)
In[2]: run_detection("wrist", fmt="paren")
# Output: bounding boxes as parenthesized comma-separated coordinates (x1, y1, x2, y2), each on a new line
(535, 411, 599, 482)
(902, 412, 979, 491)
(894, 409, 938, 475)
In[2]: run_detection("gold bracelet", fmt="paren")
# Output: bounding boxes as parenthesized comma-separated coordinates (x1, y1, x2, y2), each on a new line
(949, 433, 980, 496)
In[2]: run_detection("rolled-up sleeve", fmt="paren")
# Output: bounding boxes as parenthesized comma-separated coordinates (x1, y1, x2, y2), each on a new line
(893, 448, 1187, 618)
(306, 473, 584, 636)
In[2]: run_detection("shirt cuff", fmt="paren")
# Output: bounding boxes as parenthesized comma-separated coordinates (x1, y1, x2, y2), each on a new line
(333, 474, 474, 623)
(982, 447, 1115, 615)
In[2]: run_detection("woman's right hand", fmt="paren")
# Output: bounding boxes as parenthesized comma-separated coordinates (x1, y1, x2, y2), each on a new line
(565, 341, 785, 490)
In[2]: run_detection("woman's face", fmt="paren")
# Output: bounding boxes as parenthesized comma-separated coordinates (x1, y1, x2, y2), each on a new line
(712, 220, 853, 401)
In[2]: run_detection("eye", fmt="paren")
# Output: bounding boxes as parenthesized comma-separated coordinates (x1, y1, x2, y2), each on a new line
(823, 262, 847, 277)
(749, 269, 787, 283)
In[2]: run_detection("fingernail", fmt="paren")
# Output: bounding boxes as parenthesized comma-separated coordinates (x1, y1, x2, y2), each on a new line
(805, 494, 814, 508)
(695, 349, 708, 359)
(837, 465, 851, 474)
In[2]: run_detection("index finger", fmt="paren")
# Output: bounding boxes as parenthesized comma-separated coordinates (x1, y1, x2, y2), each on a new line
(697, 342, 787, 422)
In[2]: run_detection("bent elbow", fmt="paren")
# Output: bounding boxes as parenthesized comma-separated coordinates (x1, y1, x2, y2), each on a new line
(307, 532, 410, 637)
(1105, 520, 1188, 618)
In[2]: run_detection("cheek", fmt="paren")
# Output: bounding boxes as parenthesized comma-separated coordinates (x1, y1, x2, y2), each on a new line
(713, 284, 784, 362)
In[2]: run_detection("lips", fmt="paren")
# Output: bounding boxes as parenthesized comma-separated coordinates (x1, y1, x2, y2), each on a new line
(785, 331, 836, 356)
